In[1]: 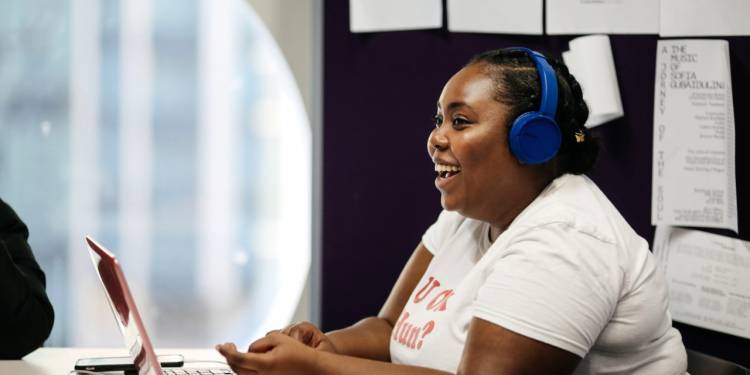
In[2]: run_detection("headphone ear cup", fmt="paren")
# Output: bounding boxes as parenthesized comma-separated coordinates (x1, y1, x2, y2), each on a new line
(509, 112, 562, 165)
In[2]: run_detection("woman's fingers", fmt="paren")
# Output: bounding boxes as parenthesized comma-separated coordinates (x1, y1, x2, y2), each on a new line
(280, 322, 296, 335)
(287, 322, 321, 345)
(216, 342, 267, 373)
(289, 326, 315, 345)
(248, 334, 280, 353)
(216, 342, 239, 357)
(217, 335, 320, 374)
(271, 321, 337, 353)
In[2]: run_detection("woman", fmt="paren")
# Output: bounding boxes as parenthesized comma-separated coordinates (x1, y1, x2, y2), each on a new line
(217, 48, 687, 374)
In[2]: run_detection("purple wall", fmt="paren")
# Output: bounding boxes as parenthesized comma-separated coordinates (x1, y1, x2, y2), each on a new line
(322, 0, 750, 365)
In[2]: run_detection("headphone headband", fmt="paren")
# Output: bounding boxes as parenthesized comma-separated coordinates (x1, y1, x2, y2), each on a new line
(507, 47, 558, 119)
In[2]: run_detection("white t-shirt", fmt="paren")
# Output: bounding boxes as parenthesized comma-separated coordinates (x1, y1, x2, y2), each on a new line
(390, 174, 687, 374)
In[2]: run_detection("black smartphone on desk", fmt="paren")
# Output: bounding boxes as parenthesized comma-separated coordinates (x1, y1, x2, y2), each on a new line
(74, 354, 184, 372)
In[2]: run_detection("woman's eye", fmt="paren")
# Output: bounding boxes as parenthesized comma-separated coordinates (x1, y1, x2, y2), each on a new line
(452, 117, 470, 127)
(432, 115, 443, 128)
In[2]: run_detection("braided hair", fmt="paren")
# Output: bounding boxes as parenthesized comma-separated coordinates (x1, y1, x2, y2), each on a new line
(467, 48, 599, 175)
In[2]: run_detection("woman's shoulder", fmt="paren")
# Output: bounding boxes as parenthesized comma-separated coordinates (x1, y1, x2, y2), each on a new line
(510, 174, 632, 246)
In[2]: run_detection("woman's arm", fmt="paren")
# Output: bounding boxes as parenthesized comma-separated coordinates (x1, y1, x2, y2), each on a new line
(218, 334, 452, 375)
(266, 243, 433, 362)
(457, 318, 580, 374)
(218, 319, 580, 375)
(320, 319, 580, 375)
(321, 242, 433, 361)
(323, 319, 581, 375)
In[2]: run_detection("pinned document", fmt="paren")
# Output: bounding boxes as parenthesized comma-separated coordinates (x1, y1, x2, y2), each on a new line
(546, 0, 659, 35)
(661, 0, 750, 37)
(654, 226, 750, 339)
(562, 35, 623, 128)
(652, 40, 737, 232)
(349, 0, 442, 33)
(447, 0, 542, 35)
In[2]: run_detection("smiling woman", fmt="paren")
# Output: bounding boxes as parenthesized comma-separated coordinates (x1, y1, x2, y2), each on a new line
(216, 48, 687, 375)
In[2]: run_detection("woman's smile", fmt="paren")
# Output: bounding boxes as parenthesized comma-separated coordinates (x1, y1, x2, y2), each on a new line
(434, 162, 462, 189)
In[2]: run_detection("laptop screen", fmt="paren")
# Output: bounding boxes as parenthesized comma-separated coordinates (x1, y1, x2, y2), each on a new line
(86, 236, 163, 375)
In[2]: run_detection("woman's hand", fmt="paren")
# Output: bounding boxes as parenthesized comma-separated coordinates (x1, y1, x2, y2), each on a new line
(216, 333, 320, 375)
(269, 321, 338, 354)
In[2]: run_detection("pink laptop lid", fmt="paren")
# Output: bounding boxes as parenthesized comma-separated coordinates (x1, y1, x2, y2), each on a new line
(85, 236, 163, 375)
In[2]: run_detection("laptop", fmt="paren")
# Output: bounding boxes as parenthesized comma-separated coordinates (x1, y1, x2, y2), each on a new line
(85, 236, 234, 375)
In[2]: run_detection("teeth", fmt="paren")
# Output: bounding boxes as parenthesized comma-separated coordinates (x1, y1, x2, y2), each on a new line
(433, 163, 461, 173)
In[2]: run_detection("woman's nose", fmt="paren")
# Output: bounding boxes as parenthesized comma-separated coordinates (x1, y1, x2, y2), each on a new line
(428, 128, 449, 152)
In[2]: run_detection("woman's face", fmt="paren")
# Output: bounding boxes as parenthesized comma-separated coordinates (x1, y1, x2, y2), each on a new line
(428, 64, 535, 223)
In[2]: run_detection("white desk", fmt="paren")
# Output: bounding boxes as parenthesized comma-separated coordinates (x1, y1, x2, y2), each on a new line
(0, 348, 231, 374)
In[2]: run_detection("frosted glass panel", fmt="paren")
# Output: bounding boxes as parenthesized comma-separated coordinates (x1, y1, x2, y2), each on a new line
(0, 0, 310, 348)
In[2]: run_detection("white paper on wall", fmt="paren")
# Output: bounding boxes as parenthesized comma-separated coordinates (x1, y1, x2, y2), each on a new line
(349, 0, 442, 33)
(651, 40, 737, 232)
(661, 0, 750, 37)
(447, 0, 542, 35)
(546, 0, 659, 35)
(653, 226, 750, 339)
(562, 35, 623, 127)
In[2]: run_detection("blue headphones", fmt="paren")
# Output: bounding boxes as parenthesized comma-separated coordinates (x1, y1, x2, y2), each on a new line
(507, 48, 561, 165)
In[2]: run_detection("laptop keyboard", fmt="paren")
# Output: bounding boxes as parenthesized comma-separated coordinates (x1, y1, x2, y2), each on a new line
(162, 369, 233, 374)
